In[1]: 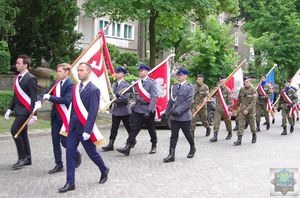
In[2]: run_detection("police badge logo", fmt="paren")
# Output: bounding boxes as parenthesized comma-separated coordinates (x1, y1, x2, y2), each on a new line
(270, 168, 298, 196)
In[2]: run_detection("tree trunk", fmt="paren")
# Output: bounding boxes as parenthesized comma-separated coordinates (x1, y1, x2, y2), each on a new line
(149, 9, 158, 68)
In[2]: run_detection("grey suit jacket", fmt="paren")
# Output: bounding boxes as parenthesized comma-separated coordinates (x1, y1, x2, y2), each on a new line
(165, 82, 195, 121)
(132, 77, 158, 114)
(111, 80, 131, 116)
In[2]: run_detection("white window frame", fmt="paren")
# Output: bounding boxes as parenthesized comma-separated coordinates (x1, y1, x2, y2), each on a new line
(123, 24, 134, 40)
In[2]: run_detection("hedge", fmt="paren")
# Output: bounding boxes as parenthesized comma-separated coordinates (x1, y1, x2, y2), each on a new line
(0, 90, 13, 114)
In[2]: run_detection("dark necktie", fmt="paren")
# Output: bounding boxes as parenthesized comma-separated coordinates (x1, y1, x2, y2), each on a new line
(60, 81, 63, 88)
(18, 75, 22, 83)
(115, 82, 119, 89)
(178, 84, 181, 90)
(79, 83, 84, 92)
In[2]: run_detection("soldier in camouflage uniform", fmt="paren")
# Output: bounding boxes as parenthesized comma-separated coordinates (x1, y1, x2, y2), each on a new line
(256, 74, 272, 132)
(210, 75, 234, 142)
(191, 74, 211, 137)
(277, 79, 298, 135)
(233, 76, 257, 146)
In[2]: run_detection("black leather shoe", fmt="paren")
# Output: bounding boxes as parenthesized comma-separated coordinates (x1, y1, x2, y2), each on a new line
(234, 136, 242, 146)
(187, 146, 196, 158)
(149, 144, 157, 154)
(210, 132, 218, 142)
(12, 158, 31, 170)
(130, 140, 137, 148)
(75, 152, 81, 168)
(24, 157, 32, 166)
(266, 123, 270, 130)
(99, 168, 109, 184)
(205, 127, 211, 137)
(251, 134, 257, 143)
(58, 183, 75, 193)
(290, 125, 294, 133)
(163, 148, 175, 163)
(225, 131, 232, 140)
(102, 140, 114, 151)
(48, 165, 63, 174)
(117, 144, 131, 156)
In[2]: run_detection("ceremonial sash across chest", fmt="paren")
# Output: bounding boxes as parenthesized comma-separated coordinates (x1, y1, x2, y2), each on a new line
(258, 85, 272, 111)
(217, 87, 230, 120)
(135, 80, 161, 120)
(72, 84, 105, 145)
(281, 89, 296, 117)
(14, 75, 31, 112)
(53, 81, 70, 137)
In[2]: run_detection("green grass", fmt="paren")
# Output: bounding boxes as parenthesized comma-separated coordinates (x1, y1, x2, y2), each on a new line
(0, 116, 51, 134)
(0, 115, 112, 134)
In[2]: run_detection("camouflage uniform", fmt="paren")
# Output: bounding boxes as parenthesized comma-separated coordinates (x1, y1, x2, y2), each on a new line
(210, 85, 233, 142)
(235, 85, 257, 137)
(278, 87, 298, 134)
(191, 83, 210, 135)
(255, 82, 272, 131)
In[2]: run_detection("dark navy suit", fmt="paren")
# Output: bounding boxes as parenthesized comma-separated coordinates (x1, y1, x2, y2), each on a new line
(66, 81, 108, 185)
(39, 78, 79, 166)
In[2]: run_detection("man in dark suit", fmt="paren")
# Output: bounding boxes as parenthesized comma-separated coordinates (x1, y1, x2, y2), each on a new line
(35, 63, 81, 174)
(102, 66, 131, 151)
(117, 65, 158, 156)
(4, 54, 37, 170)
(58, 62, 109, 193)
(163, 68, 196, 163)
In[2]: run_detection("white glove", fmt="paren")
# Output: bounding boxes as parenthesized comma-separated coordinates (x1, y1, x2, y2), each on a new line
(43, 94, 50, 100)
(82, 132, 91, 141)
(4, 109, 12, 120)
(33, 101, 42, 112)
(28, 116, 37, 126)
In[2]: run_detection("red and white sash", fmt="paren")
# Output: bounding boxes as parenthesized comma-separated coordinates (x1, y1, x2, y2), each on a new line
(14, 75, 31, 112)
(72, 84, 105, 145)
(135, 80, 161, 120)
(258, 85, 272, 111)
(281, 89, 296, 117)
(217, 88, 230, 120)
(52, 81, 70, 137)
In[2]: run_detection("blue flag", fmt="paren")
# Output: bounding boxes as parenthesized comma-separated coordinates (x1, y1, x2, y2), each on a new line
(266, 67, 275, 103)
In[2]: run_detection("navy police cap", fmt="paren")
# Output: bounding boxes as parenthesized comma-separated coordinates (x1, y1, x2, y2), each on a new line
(116, 66, 127, 74)
(138, 64, 151, 71)
(176, 68, 189, 75)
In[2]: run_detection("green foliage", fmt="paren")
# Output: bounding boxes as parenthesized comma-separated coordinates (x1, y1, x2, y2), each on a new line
(116, 52, 139, 67)
(0, 0, 19, 41)
(125, 65, 139, 76)
(178, 17, 237, 87)
(0, 90, 13, 114)
(240, 0, 300, 77)
(107, 44, 120, 63)
(0, 41, 11, 74)
(8, 0, 82, 68)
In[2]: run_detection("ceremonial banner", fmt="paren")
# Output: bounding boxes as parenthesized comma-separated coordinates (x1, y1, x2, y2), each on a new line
(225, 67, 243, 107)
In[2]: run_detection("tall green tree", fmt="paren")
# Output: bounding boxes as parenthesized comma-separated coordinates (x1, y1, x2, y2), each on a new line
(83, 0, 238, 67)
(181, 17, 237, 87)
(240, 0, 300, 77)
(0, 0, 19, 41)
(8, 0, 82, 68)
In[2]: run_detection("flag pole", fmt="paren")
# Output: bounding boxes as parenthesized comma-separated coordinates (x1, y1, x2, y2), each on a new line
(192, 59, 247, 117)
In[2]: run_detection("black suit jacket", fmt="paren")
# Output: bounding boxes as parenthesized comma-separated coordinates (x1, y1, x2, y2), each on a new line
(9, 72, 37, 116)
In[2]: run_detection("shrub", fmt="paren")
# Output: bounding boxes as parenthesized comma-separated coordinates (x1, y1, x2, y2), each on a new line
(0, 90, 13, 113)
(107, 44, 120, 62)
(116, 52, 138, 67)
(0, 41, 11, 74)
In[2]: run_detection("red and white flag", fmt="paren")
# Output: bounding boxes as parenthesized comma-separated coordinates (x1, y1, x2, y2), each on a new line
(225, 67, 243, 107)
(71, 30, 114, 111)
(135, 55, 173, 121)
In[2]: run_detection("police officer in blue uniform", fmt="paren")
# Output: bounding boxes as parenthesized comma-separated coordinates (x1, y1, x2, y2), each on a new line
(163, 68, 196, 163)
(117, 65, 158, 156)
(102, 66, 132, 151)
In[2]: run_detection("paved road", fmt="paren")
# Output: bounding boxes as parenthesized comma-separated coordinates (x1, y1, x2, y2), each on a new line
(0, 114, 299, 198)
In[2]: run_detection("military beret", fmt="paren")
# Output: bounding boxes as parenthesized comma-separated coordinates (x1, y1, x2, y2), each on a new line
(243, 76, 250, 81)
(138, 64, 151, 71)
(218, 74, 226, 81)
(260, 73, 266, 78)
(116, 66, 127, 74)
(176, 68, 189, 75)
(197, 74, 204, 78)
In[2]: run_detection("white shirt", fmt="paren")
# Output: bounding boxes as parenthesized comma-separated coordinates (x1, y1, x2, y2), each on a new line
(18, 70, 29, 82)
(80, 80, 91, 91)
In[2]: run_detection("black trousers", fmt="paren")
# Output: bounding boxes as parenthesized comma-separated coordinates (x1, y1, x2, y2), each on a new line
(170, 120, 194, 149)
(109, 115, 131, 140)
(127, 111, 157, 145)
(11, 115, 31, 160)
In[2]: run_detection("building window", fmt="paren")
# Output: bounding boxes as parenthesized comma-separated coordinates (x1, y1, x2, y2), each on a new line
(124, 24, 133, 39)
(234, 32, 239, 47)
(99, 20, 109, 35)
(112, 22, 121, 37)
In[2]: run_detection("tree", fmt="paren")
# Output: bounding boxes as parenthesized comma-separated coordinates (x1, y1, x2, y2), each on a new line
(8, 0, 82, 68)
(0, 0, 19, 41)
(83, 0, 238, 67)
(179, 17, 237, 87)
(240, 0, 300, 78)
